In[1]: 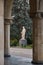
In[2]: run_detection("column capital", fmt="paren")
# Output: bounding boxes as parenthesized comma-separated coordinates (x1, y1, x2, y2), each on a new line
(30, 0, 43, 18)
(30, 12, 43, 19)
(4, 18, 13, 25)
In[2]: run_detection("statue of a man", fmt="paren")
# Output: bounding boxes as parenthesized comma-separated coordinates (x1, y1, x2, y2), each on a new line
(21, 26, 26, 39)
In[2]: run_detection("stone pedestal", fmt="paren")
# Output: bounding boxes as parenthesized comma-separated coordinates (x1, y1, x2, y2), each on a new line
(19, 39, 27, 47)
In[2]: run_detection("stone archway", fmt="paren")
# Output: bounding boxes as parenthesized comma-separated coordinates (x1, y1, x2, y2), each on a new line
(4, 0, 43, 64)
(30, 0, 43, 63)
(0, 0, 43, 65)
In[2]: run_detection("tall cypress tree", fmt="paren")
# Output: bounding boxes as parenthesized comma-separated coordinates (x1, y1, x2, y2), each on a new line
(11, 0, 32, 42)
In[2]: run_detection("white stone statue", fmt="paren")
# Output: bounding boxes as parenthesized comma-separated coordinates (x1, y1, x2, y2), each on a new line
(19, 26, 27, 46)
(21, 26, 26, 39)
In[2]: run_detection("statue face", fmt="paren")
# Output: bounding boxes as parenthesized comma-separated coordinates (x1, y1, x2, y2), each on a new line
(23, 26, 25, 29)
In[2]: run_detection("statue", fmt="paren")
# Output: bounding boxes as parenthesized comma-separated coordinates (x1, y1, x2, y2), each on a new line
(19, 26, 27, 46)
(21, 26, 26, 39)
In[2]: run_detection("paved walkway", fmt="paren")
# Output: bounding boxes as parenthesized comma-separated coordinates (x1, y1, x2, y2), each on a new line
(5, 56, 32, 65)
(5, 55, 43, 65)
(10, 47, 32, 58)
(4, 48, 42, 65)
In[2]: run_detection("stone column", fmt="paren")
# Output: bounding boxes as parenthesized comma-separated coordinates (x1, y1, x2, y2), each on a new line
(4, 19, 10, 57)
(0, 0, 4, 65)
(4, 0, 13, 57)
(32, 13, 43, 63)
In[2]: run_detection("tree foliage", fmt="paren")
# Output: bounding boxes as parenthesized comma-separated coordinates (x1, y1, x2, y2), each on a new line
(11, 0, 32, 42)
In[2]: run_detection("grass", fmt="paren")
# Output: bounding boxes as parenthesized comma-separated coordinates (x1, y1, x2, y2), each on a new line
(15, 44, 33, 49)
(10, 41, 33, 49)
(25, 44, 32, 49)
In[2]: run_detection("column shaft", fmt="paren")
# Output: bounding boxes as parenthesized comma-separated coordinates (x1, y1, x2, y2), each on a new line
(0, 0, 4, 65)
(33, 17, 43, 63)
(4, 23, 10, 57)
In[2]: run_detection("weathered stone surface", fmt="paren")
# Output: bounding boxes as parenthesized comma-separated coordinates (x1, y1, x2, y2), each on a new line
(0, 0, 43, 65)
(5, 55, 43, 65)
(4, 0, 13, 19)
(19, 39, 27, 46)
(33, 18, 43, 63)
(4, 56, 32, 65)
(4, 22, 10, 57)
(0, 0, 4, 65)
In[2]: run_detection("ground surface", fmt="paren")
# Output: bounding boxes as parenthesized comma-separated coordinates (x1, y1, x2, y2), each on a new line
(4, 47, 42, 65)
(10, 47, 32, 58)
(5, 56, 32, 65)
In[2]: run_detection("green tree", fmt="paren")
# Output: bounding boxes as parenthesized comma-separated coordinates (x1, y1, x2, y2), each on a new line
(11, 0, 32, 44)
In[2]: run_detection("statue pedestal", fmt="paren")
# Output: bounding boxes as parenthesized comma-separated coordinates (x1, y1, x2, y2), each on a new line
(19, 39, 27, 47)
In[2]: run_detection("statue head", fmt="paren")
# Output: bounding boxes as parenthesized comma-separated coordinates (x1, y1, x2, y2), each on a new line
(23, 26, 25, 29)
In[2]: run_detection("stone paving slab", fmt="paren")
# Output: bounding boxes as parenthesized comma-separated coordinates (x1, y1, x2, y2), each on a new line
(10, 48, 32, 58)
(4, 56, 43, 65)
(4, 48, 43, 65)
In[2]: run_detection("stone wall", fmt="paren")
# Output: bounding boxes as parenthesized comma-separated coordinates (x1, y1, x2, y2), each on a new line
(0, 0, 4, 65)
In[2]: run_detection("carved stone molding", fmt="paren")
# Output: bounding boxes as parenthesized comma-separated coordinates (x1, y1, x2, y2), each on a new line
(4, 19, 13, 25)
(30, 12, 43, 19)
(35, 12, 43, 18)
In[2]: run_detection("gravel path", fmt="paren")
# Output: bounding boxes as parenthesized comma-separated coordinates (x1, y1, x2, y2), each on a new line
(10, 47, 33, 58)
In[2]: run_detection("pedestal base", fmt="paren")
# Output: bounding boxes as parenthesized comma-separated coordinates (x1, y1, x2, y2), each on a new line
(4, 54, 11, 57)
(32, 60, 43, 64)
(19, 39, 27, 46)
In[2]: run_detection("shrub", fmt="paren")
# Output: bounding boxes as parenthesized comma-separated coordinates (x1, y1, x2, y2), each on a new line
(10, 39, 18, 46)
(27, 38, 32, 45)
